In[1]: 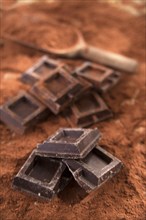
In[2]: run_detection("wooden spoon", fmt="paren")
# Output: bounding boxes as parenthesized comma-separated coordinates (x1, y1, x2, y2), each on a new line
(4, 29, 138, 73)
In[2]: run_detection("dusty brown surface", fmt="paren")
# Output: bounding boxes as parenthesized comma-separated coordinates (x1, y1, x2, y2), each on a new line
(0, 1, 146, 220)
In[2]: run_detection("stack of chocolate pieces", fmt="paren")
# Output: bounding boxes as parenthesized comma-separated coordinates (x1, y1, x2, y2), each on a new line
(0, 56, 123, 134)
(13, 128, 122, 199)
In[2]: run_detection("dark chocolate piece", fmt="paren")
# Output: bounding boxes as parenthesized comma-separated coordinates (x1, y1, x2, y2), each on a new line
(13, 150, 66, 200)
(58, 168, 72, 192)
(30, 68, 82, 114)
(71, 71, 93, 98)
(65, 91, 113, 128)
(36, 128, 100, 159)
(63, 146, 122, 193)
(99, 71, 122, 93)
(0, 91, 49, 134)
(20, 56, 59, 85)
(75, 62, 122, 92)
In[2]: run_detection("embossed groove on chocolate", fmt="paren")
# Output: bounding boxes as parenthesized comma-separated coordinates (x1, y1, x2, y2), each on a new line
(75, 62, 122, 92)
(0, 91, 49, 134)
(13, 150, 66, 200)
(63, 146, 123, 193)
(20, 56, 60, 85)
(65, 91, 113, 128)
(36, 128, 100, 159)
(30, 68, 82, 114)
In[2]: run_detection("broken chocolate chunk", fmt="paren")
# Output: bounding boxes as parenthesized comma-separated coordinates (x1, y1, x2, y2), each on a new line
(63, 145, 122, 193)
(74, 62, 122, 92)
(36, 128, 100, 159)
(71, 71, 93, 98)
(65, 91, 113, 128)
(99, 71, 122, 93)
(30, 68, 82, 114)
(0, 91, 49, 134)
(20, 55, 60, 85)
(13, 150, 66, 200)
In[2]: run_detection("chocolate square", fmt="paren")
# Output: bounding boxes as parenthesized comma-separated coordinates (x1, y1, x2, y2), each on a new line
(0, 91, 49, 134)
(63, 146, 122, 192)
(37, 128, 100, 159)
(75, 62, 122, 92)
(66, 91, 113, 127)
(30, 68, 82, 114)
(20, 56, 59, 85)
(13, 150, 66, 199)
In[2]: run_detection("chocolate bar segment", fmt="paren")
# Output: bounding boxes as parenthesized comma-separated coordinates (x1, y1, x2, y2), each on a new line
(66, 91, 113, 128)
(58, 168, 72, 192)
(71, 71, 93, 98)
(36, 128, 100, 159)
(0, 91, 49, 134)
(30, 68, 82, 114)
(13, 150, 66, 199)
(75, 62, 122, 92)
(99, 71, 122, 93)
(20, 56, 60, 85)
(63, 146, 122, 193)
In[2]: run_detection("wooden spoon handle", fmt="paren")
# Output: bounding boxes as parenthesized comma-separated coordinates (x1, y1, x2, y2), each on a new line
(80, 45, 138, 73)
